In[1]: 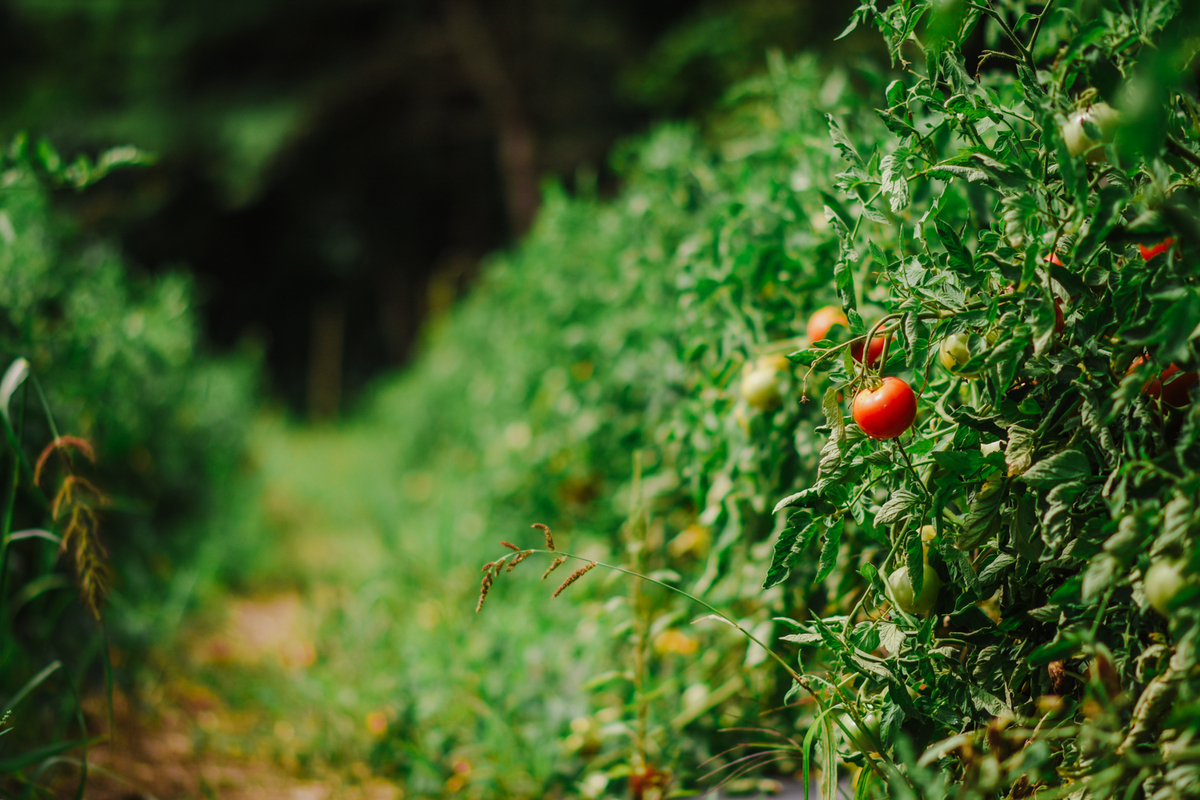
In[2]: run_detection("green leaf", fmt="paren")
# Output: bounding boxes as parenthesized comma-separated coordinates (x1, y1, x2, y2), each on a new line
(1022, 449, 1091, 488)
(928, 163, 989, 184)
(764, 515, 820, 588)
(815, 517, 845, 584)
(822, 385, 846, 443)
(876, 490, 920, 525)
(1004, 425, 1035, 476)
(1075, 184, 1129, 263)
(1082, 554, 1120, 603)
(0, 737, 97, 773)
(934, 219, 974, 273)
(0, 358, 29, 423)
(834, 258, 857, 313)
(956, 474, 1005, 550)
(826, 114, 864, 166)
(3, 661, 61, 716)
(881, 153, 910, 212)
(905, 529, 925, 596)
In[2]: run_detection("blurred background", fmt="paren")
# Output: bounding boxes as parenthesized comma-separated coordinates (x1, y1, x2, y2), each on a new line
(0, 0, 861, 416)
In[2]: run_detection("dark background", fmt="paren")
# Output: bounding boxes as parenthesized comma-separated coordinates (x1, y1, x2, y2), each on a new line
(0, 0, 865, 415)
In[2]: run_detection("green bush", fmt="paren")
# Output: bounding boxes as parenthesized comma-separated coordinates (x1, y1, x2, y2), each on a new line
(462, 1, 1200, 797)
(0, 134, 258, 789)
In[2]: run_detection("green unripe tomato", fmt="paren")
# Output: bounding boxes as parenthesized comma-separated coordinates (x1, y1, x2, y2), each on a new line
(839, 712, 881, 752)
(1144, 560, 1186, 616)
(938, 332, 979, 377)
(740, 368, 782, 409)
(1061, 102, 1120, 162)
(888, 563, 941, 616)
(740, 355, 790, 410)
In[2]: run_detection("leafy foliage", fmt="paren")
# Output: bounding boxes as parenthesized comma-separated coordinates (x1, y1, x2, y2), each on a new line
(755, 0, 1200, 796)
(466, 1, 1200, 797)
(0, 135, 258, 792)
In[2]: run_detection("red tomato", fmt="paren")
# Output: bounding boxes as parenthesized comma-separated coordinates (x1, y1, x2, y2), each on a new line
(852, 377, 917, 439)
(1138, 237, 1175, 261)
(850, 333, 890, 366)
(1128, 356, 1198, 407)
(807, 306, 848, 343)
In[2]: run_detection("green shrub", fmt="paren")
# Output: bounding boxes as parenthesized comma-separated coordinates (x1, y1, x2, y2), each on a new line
(0, 135, 258, 791)
(468, 1, 1200, 797)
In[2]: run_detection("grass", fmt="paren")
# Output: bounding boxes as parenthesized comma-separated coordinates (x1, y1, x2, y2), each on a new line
(120, 413, 627, 799)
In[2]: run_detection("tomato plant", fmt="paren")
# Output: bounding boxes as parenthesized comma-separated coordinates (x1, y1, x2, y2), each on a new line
(475, 2, 1200, 796)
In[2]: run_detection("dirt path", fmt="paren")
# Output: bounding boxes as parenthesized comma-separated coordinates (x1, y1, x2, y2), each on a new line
(59, 594, 402, 800)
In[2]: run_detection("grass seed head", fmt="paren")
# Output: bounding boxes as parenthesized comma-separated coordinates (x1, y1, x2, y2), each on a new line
(542, 556, 567, 580)
(552, 561, 596, 598)
(532, 522, 555, 551)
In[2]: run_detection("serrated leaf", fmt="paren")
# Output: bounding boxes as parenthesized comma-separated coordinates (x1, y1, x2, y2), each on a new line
(929, 163, 990, 184)
(881, 153, 910, 212)
(956, 474, 1005, 550)
(763, 515, 820, 588)
(1022, 449, 1091, 488)
(826, 114, 863, 166)
(815, 517, 844, 584)
(977, 553, 1016, 588)
(822, 385, 845, 442)
(934, 219, 974, 273)
(781, 632, 826, 646)
(876, 490, 920, 525)
(850, 652, 894, 680)
(879, 622, 906, 655)
(1076, 184, 1129, 264)
(903, 311, 929, 369)
(1005, 425, 1035, 476)
(969, 684, 1010, 716)
(860, 202, 889, 224)
(834, 257, 856, 312)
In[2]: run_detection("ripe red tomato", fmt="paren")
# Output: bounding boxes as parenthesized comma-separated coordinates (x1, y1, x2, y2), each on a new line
(807, 306, 848, 344)
(1138, 237, 1175, 261)
(1128, 356, 1198, 407)
(852, 377, 917, 439)
(850, 332, 889, 366)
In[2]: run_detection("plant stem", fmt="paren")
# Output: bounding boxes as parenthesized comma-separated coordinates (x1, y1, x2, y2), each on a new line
(894, 437, 929, 498)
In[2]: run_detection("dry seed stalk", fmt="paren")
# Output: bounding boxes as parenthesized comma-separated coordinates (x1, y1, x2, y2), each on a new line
(38, 438, 110, 619)
(500, 540, 521, 552)
(505, 551, 531, 572)
(532, 522, 555, 551)
(541, 556, 567, 580)
(477, 563, 500, 613)
(552, 562, 596, 598)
